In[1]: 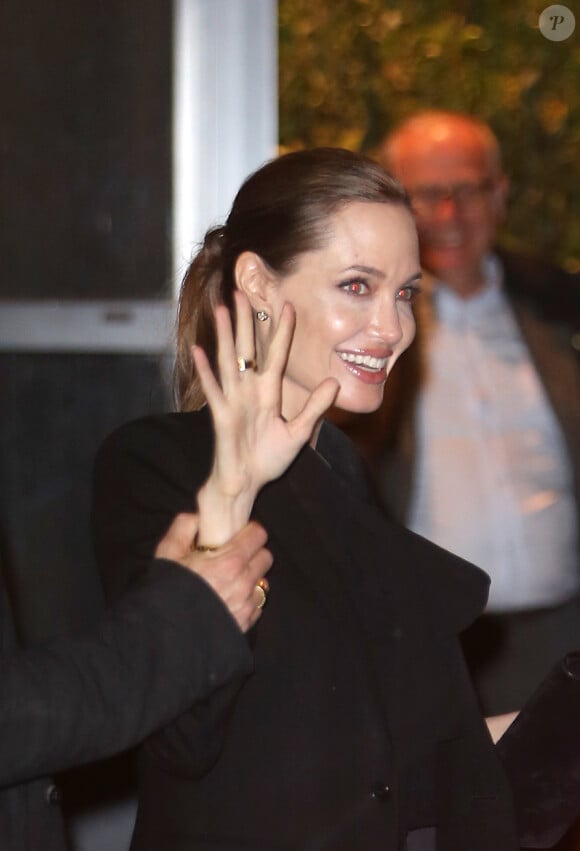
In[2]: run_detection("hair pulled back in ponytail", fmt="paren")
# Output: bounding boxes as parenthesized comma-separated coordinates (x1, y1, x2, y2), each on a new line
(174, 225, 228, 411)
(174, 147, 409, 411)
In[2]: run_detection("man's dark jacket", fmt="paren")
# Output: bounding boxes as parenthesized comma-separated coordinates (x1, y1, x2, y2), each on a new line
(0, 536, 252, 851)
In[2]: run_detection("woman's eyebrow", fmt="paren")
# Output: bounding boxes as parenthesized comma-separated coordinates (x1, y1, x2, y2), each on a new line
(339, 265, 423, 286)
(404, 272, 423, 285)
(339, 264, 385, 278)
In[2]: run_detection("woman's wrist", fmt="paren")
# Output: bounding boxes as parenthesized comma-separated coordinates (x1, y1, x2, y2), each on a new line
(196, 479, 257, 548)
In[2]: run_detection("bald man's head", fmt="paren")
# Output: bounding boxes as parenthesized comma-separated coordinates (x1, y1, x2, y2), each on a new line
(382, 111, 503, 177)
(380, 111, 508, 297)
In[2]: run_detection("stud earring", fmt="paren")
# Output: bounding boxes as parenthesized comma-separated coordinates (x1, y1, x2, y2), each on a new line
(256, 310, 269, 321)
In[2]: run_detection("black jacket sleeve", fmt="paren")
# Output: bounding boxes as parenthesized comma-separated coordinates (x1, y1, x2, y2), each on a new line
(92, 411, 214, 600)
(0, 558, 252, 787)
(91, 411, 252, 778)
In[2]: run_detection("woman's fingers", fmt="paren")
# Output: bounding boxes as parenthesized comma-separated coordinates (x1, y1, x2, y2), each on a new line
(192, 345, 224, 410)
(262, 303, 295, 380)
(195, 297, 255, 416)
(204, 296, 293, 404)
(288, 377, 340, 443)
(213, 294, 260, 398)
(214, 305, 240, 395)
(233, 291, 256, 366)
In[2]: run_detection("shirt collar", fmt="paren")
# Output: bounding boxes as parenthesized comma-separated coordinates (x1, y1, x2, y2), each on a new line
(432, 254, 506, 328)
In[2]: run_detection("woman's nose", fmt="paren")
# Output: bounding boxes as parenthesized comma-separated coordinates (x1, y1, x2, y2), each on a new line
(370, 302, 404, 345)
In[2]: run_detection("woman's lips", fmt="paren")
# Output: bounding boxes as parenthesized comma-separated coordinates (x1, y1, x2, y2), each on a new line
(336, 350, 390, 384)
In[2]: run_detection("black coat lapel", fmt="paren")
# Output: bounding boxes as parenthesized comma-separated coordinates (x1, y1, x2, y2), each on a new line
(253, 444, 364, 637)
(254, 438, 407, 736)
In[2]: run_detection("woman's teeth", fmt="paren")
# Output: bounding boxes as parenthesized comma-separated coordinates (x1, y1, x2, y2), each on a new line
(338, 352, 387, 370)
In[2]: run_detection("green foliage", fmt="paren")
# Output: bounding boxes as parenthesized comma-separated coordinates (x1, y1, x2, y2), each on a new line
(279, 0, 580, 269)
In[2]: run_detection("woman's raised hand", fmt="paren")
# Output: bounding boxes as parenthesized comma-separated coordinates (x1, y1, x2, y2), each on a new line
(193, 291, 338, 547)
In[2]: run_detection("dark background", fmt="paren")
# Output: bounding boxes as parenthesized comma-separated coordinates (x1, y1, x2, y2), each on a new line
(1, 2, 175, 846)
(1, 0, 173, 300)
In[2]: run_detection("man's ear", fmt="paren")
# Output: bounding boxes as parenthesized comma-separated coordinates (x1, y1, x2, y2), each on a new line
(493, 173, 509, 220)
(234, 252, 275, 313)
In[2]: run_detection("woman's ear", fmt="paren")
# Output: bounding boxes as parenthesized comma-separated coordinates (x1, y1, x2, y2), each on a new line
(234, 252, 275, 314)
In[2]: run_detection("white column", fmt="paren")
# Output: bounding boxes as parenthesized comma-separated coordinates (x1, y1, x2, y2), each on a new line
(173, 0, 278, 293)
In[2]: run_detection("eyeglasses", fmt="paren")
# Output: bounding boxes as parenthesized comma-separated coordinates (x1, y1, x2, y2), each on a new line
(409, 180, 496, 214)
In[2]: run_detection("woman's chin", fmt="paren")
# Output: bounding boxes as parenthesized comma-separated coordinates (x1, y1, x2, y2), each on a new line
(334, 387, 384, 415)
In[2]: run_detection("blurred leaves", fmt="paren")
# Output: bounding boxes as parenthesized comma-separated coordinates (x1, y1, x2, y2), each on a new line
(279, 0, 580, 269)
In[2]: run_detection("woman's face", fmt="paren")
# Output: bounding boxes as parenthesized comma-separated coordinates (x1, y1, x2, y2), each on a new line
(268, 201, 421, 420)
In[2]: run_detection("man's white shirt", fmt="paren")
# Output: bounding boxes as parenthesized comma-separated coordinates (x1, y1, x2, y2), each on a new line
(408, 256, 578, 612)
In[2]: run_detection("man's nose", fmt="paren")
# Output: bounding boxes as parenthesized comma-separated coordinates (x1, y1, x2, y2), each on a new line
(432, 196, 461, 222)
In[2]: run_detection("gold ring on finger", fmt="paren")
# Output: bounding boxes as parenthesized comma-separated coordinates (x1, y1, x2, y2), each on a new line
(255, 577, 269, 609)
(237, 357, 257, 373)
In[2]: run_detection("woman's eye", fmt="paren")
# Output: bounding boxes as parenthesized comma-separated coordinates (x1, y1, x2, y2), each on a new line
(396, 286, 420, 302)
(341, 279, 368, 295)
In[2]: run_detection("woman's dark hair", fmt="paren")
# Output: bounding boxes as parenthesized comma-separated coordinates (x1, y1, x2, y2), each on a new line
(175, 147, 409, 411)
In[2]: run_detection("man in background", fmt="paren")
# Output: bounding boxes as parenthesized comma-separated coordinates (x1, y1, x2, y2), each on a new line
(372, 110, 579, 715)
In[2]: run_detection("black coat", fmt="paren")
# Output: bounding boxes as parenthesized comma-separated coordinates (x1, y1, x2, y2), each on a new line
(93, 410, 518, 851)
(0, 543, 252, 851)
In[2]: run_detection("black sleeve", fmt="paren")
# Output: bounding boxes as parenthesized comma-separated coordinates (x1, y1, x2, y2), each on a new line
(91, 411, 250, 778)
(0, 558, 252, 787)
(92, 412, 214, 600)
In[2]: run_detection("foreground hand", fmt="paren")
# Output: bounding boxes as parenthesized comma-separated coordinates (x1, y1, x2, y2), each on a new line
(155, 513, 273, 632)
(193, 291, 339, 545)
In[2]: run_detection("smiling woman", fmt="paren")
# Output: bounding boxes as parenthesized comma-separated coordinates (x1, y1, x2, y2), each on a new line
(234, 201, 421, 417)
(92, 147, 518, 851)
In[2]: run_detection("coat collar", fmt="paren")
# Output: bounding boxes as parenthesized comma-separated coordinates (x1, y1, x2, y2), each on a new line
(254, 425, 488, 651)
(253, 441, 366, 637)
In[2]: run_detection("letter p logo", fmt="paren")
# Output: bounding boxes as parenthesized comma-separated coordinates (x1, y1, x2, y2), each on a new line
(539, 5, 576, 40)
